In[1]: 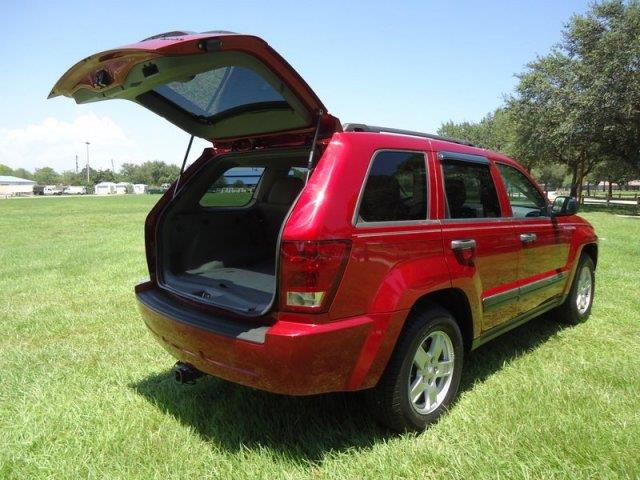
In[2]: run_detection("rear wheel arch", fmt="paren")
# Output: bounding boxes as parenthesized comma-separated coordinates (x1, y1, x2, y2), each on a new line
(409, 288, 475, 352)
(581, 243, 598, 268)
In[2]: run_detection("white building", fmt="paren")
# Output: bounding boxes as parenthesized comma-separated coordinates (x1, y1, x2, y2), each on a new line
(115, 182, 131, 194)
(0, 176, 36, 197)
(133, 184, 148, 194)
(94, 182, 117, 195)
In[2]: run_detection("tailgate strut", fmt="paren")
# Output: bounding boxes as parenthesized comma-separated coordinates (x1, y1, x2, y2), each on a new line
(305, 109, 324, 183)
(173, 134, 195, 198)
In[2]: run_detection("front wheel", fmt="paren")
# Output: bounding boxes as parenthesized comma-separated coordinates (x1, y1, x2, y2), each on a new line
(366, 305, 464, 432)
(556, 254, 595, 325)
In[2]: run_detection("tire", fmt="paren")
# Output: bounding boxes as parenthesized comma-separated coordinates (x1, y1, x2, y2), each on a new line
(556, 254, 595, 325)
(366, 305, 464, 432)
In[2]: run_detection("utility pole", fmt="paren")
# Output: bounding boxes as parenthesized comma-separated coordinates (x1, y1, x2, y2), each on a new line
(111, 159, 115, 175)
(75, 154, 78, 174)
(85, 142, 91, 183)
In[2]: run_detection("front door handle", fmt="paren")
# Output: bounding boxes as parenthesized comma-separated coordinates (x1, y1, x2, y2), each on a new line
(451, 239, 476, 250)
(520, 233, 537, 244)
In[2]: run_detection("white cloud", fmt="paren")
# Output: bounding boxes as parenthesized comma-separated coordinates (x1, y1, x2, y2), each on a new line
(0, 111, 144, 172)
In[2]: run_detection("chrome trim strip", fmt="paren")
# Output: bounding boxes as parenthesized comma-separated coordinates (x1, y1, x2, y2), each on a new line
(440, 217, 514, 224)
(472, 297, 563, 350)
(482, 271, 569, 313)
(519, 271, 568, 296)
(354, 219, 440, 229)
(483, 287, 519, 312)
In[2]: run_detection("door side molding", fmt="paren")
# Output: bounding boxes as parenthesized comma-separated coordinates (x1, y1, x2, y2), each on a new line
(482, 271, 568, 314)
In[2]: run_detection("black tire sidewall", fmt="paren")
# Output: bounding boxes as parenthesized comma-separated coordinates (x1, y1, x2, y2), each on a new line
(396, 312, 464, 430)
(567, 255, 595, 323)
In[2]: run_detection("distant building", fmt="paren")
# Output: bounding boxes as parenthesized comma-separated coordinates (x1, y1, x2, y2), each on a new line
(94, 182, 117, 195)
(0, 176, 36, 197)
(115, 182, 131, 195)
(133, 184, 148, 194)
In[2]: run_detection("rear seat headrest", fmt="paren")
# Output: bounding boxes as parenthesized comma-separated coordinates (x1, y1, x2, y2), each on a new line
(267, 177, 304, 205)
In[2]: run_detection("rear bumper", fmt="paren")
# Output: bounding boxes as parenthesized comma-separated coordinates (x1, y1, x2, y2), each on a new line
(136, 285, 406, 395)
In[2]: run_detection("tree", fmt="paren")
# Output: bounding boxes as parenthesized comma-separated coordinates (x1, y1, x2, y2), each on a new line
(34, 167, 61, 185)
(60, 170, 85, 186)
(93, 169, 116, 184)
(0, 164, 13, 176)
(509, 0, 640, 197)
(12, 168, 34, 181)
(565, 0, 640, 172)
(530, 164, 568, 193)
(120, 163, 144, 184)
(508, 51, 600, 197)
(212, 176, 227, 189)
(589, 157, 640, 195)
(114, 161, 181, 186)
(438, 108, 517, 158)
(232, 179, 245, 188)
(138, 161, 180, 186)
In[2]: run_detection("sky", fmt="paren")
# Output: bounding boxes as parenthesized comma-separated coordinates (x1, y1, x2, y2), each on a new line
(0, 0, 592, 174)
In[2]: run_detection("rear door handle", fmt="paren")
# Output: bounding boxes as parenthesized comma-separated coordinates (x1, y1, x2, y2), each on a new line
(520, 233, 537, 244)
(451, 239, 476, 250)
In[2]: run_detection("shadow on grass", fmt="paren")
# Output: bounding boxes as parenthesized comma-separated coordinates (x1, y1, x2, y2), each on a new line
(132, 312, 566, 461)
(460, 312, 565, 390)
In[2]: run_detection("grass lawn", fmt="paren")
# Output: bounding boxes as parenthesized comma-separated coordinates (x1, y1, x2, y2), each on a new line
(1, 195, 639, 479)
(199, 191, 253, 207)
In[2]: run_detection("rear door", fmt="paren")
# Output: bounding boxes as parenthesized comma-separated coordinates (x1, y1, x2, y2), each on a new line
(438, 152, 521, 331)
(494, 162, 572, 315)
(49, 31, 340, 143)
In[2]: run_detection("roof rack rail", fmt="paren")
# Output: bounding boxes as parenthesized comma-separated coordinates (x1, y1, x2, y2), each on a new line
(342, 123, 476, 147)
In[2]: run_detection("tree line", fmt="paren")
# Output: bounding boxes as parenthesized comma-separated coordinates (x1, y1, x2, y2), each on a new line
(0, 161, 181, 187)
(438, 0, 640, 197)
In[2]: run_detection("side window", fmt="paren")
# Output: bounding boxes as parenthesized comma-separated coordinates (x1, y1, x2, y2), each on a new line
(199, 166, 265, 207)
(288, 167, 308, 180)
(496, 163, 547, 218)
(442, 162, 501, 218)
(358, 151, 427, 223)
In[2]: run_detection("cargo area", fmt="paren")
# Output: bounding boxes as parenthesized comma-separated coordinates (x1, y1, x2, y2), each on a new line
(157, 148, 308, 316)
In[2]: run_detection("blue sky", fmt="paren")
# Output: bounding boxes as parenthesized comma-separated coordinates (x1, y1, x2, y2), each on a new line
(0, 0, 591, 173)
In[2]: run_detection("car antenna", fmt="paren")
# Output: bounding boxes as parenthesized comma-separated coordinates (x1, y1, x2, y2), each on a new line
(174, 135, 194, 198)
(305, 109, 324, 183)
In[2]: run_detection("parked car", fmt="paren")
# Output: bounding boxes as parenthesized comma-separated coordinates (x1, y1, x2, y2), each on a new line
(63, 185, 87, 195)
(43, 185, 63, 195)
(50, 31, 598, 432)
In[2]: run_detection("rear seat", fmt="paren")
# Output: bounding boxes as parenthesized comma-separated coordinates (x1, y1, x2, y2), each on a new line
(258, 176, 304, 244)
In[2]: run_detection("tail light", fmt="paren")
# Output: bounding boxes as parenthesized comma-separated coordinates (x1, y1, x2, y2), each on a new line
(279, 240, 351, 313)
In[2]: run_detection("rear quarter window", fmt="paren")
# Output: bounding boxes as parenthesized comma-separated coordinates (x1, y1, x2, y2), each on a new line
(199, 167, 265, 207)
(357, 151, 428, 224)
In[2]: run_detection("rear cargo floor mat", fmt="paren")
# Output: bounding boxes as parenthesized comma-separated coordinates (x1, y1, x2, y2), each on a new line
(169, 259, 276, 313)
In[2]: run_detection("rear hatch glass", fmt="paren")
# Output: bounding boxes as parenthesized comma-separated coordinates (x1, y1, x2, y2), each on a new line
(49, 32, 339, 142)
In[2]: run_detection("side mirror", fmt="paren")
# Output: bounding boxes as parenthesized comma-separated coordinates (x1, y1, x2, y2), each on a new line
(551, 196, 579, 216)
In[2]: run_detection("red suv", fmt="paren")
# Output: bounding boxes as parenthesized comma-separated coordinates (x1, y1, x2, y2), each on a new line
(51, 31, 598, 431)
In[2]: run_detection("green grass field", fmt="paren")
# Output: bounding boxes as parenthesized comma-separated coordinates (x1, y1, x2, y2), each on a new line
(199, 191, 253, 207)
(1, 196, 639, 479)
